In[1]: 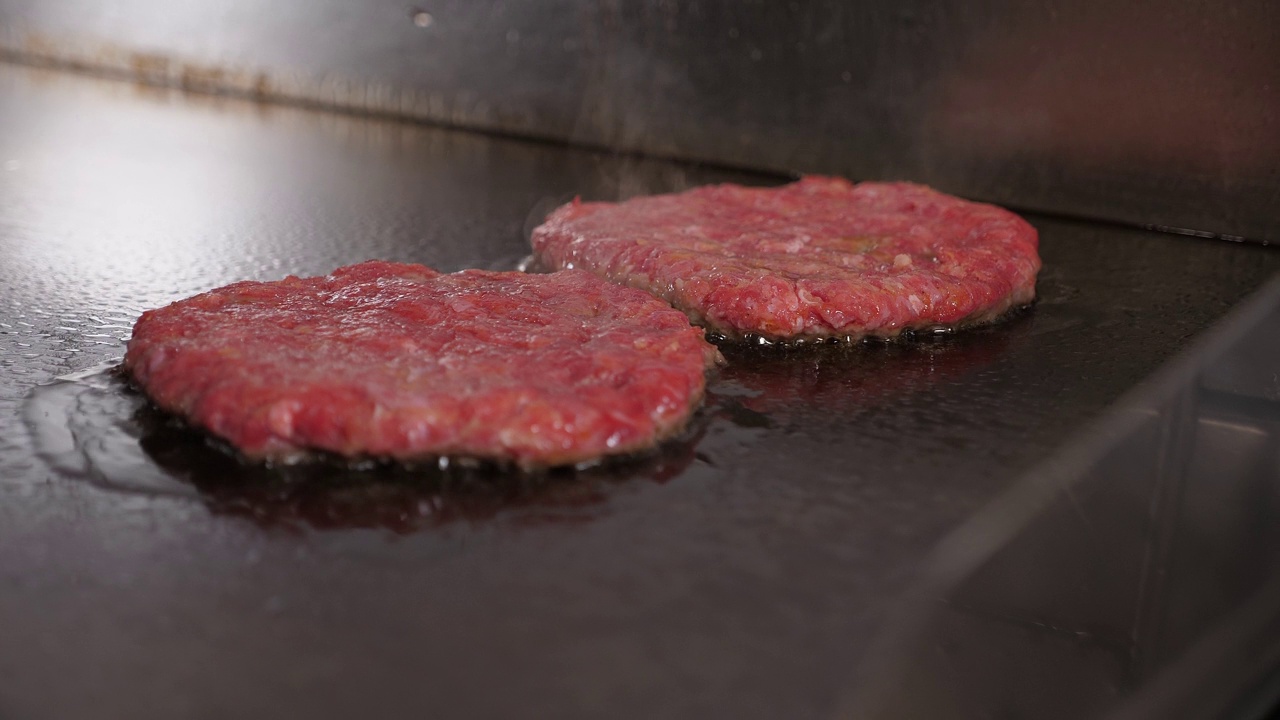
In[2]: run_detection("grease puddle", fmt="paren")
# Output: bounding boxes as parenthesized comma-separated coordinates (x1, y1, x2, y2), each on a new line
(21, 363, 727, 532)
(23, 361, 199, 498)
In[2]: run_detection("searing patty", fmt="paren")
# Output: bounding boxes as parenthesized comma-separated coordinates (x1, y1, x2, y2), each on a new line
(125, 261, 720, 468)
(531, 177, 1041, 341)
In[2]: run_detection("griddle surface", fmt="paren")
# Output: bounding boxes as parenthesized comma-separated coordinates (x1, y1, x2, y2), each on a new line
(1, 65, 1278, 719)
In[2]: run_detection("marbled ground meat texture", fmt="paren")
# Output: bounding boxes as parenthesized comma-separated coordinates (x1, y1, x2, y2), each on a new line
(531, 176, 1041, 341)
(124, 261, 720, 467)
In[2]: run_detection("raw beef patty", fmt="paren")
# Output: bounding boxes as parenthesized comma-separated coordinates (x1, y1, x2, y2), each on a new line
(125, 261, 720, 467)
(530, 176, 1041, 341)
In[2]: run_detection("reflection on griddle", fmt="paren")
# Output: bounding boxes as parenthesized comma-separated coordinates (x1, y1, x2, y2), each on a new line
(713, 311, 1026, 420)
(132, 396, 705, 534)
(128, 314, 1019, 533)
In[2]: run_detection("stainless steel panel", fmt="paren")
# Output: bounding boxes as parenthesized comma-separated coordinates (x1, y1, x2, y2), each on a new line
(2, 0, 1278, 240)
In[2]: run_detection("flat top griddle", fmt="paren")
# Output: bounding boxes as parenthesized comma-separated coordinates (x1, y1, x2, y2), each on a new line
(1, 64, 1279, 719)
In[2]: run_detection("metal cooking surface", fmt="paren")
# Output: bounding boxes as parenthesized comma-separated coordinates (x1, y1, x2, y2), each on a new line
(1, 65, 1279, 719)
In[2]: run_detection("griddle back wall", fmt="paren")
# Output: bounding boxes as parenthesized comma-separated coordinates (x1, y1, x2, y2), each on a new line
(2, 0, 1278, 240)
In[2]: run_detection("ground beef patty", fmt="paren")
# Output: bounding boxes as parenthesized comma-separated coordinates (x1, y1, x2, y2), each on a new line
(530, 176, 1041, 341)
(124, 261, 720, 468)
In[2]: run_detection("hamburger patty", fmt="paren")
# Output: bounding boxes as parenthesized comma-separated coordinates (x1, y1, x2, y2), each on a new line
(124, 261, 720, 468)
(530, 176, 1041, 341)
